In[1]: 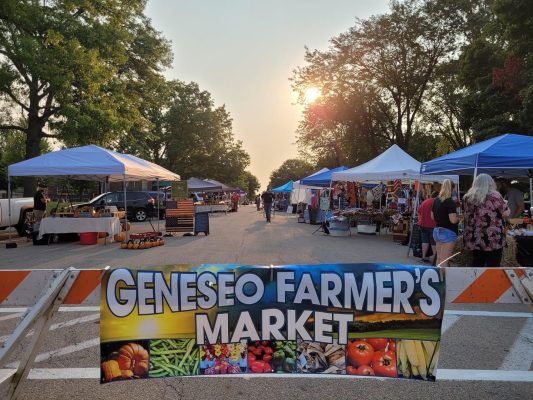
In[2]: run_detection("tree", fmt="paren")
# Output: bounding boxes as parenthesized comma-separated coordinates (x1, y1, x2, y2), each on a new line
(453, 0, 533, 140)
(161, 81, 250, 185)
(269, 159, 315, 189)
(0, 128, 50, 190)
(233, 170, 260, 198)
(292, 0, 459, 162)
(0, 0, 172, 194)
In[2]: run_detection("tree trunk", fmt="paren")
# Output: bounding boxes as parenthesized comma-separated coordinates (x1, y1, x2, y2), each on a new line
(22, 117, 43, 197)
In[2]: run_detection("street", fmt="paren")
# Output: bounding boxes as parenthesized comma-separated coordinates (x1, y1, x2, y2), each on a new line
(1, 206, 532, 399)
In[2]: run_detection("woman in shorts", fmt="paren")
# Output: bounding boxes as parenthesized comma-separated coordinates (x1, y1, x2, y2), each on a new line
(431, 179, 460, 267)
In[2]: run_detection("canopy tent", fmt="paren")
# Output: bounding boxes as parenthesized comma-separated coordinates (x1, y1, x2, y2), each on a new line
(332, 145, 458, 183)
(421, 134, 533, 177)
(272, 180, 293, 193)
(300, 166, 348, 187)
(187, 177, 222, 192)
(7, 145, 180, 241)
(204, 179, 234, 192)
(8, 145, 180, 182)
(290, 168, 329, 204)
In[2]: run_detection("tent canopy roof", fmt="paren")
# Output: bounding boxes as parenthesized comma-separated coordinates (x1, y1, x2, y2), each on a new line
(332, 145, 458, 182)
(421, 133, 533, 176)
(187, 177, 222, 192)
(272, 180, 293, 193)
(204, 179, 234, 192)
(300, 167, 348, 187)
(8, 145, 180, 182)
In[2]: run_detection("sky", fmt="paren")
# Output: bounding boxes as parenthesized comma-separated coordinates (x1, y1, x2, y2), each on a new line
(145, 0, 390, 189)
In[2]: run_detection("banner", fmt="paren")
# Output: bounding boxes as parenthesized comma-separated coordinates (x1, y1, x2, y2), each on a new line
(100, 264, 445, 382)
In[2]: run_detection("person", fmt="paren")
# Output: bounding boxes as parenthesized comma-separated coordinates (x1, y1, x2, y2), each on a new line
(261, 188, 274, 223)
(495, 178, 524, 218)
(463, 174, 510, 267)
(431, 179, 460, 267)
(231, 191, 240, 212)
(417, 191, 438, 263)
(255, 194, 261, 211)
(33, 182, 49, 223)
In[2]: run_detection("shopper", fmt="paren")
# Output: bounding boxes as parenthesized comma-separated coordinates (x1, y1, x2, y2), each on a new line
(431, 179, 460, 267)
(417, 191, 438, 263)
(261, 188, 274, 223)
(33, 182, 49, 222)
(255, 194, 261, 211)
(495, 178, 524, 218)
(463, 174, 510, 267)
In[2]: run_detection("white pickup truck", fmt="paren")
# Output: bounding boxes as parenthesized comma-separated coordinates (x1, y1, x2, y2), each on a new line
(0, 197, 34, 236)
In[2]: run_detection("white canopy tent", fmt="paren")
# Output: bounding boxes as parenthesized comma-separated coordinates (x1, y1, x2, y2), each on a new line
(8, 145, 180, 182)
(290, 168, 328, 204)
(331, 145, 458, 183)
(7, 145, 180, 241)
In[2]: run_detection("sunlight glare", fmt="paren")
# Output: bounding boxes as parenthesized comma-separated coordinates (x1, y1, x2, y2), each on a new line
(304, 87, 321, 103)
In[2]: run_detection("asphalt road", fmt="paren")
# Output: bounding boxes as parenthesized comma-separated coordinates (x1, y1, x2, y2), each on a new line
(1, 206, 532, 399)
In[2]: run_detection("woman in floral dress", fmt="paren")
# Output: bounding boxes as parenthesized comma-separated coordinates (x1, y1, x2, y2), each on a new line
(462, 174, 510, 267)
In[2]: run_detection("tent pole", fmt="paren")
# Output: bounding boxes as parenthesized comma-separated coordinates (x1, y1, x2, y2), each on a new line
(123, 175, 128, 241)
(529, 172, 532, 217)
(473, 153, 479, 178)
(6, 175, 16, 248)
(156, 178, 160, 233)
(406, 174, 422, 257)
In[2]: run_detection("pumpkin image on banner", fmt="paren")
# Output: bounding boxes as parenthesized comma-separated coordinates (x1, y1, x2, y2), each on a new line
(100, 340, 150, 383)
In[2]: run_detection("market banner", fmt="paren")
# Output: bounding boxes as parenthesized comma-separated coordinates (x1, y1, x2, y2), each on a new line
(100, 264, 445, 382)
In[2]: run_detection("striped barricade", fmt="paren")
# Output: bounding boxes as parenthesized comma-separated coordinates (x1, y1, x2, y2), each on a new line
(1, 267, 532, 307)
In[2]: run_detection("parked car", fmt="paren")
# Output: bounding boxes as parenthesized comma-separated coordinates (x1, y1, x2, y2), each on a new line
(76, 192, 157, 222)
(0, 197, 34, 236)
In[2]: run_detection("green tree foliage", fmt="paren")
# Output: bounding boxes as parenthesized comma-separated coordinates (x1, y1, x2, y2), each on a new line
(292, 0, 458, 163)
(121, 80, 251, 186)
(0, 129, 50, 190)
(233, 170, 260, 198)
(269, 159, 315, 189)
(0, 0, 172, 194)
(291, 0, 532, 163)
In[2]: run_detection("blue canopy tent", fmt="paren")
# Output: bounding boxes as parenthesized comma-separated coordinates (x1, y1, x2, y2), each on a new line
(421, 134, 533, 177)
(272, 180, 293, 193)
(300, 166, 348, 187)
(421, 133, 533, 208)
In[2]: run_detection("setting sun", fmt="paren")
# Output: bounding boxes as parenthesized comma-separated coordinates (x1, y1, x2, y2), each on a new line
(304, 87, 321, 103)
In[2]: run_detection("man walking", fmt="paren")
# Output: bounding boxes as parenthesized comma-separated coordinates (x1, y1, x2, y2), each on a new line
(261, 188, 274, 223)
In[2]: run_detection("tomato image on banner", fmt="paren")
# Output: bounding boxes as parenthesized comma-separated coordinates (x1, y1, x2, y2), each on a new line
(99, 263, 445, 382)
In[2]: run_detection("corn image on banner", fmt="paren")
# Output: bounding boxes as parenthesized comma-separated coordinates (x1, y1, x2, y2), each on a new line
(100, 264, 445, 382)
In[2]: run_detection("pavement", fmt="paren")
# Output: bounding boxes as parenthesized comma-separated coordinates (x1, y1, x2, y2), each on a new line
(0, 206, 532, 399)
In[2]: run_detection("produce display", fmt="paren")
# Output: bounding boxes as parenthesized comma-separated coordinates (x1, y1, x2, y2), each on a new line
(297, 341, 345, 374)
(100, 341, 150, 382)
(247, 340, 297, 373)
(200, 342, 246, 374)
(397, 339, 439, 381)
(148, 339, 199, 377)
(346, 339, 397, 378)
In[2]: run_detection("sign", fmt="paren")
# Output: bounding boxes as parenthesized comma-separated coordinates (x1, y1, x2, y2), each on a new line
(100, 264, 445, 382)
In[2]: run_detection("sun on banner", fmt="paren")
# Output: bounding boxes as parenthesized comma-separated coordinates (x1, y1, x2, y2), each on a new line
(100, 264, 445, 382)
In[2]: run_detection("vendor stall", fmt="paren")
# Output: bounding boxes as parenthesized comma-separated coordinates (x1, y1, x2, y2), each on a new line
(421, 133, 533, 267)
(330, 145, 458, 239)
(7, 145, 180, 245)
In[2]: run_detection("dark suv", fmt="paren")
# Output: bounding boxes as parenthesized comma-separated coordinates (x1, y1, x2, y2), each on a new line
(78, 192, 157, 222)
